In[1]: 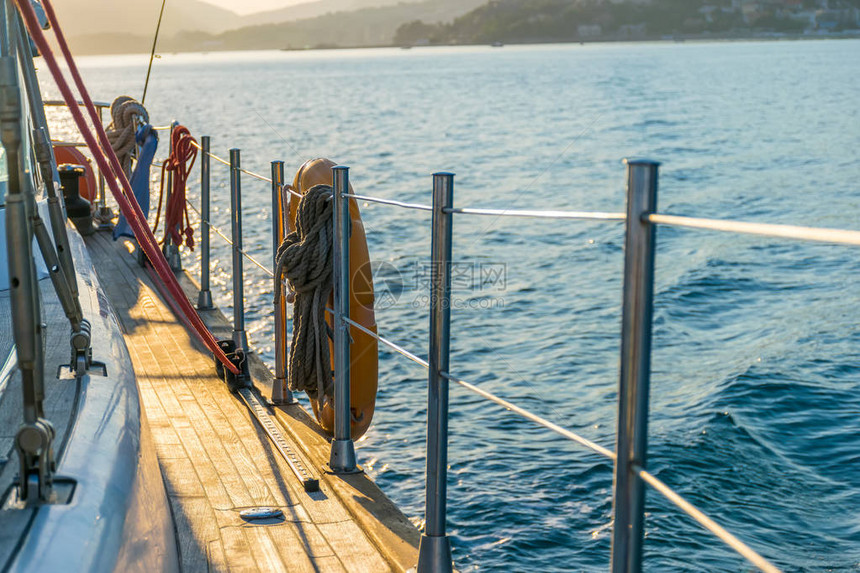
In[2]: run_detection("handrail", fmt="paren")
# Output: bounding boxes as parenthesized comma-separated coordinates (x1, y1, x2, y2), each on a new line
(647, 213, 860, 247)
(185, 199, 275, 278)
(189, 140, 305, 200)
(441, 370, 615, 459)
(238, 166, 272, 184)
(635, 465, 780, 573)
(43, 98, 110, 108)
(342, 315, 429, 369)
(350, 194, 433, 212)
(447, 206, 627, 221)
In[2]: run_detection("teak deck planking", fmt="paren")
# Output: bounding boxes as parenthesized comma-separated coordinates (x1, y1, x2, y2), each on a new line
(84, 231, 413, 573)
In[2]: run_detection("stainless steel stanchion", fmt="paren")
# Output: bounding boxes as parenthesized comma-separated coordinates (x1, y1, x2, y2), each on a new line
(229, 148, 247, 351)
(271, 160, 295, 405)
(416, 172, 455, 573)
(95, 104, 112, 228)
(328, 165, 358, 473)
(197, 135, 213, 310)
(610, 159, 660, 573)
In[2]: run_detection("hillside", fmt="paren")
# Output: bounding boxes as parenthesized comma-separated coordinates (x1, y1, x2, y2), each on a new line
(239, 0, 428, 27)
(395, 0, 860, 45)
(60, 0, 860, 55)
(66, 0, 486, 54)
(53, 0, 240, 37)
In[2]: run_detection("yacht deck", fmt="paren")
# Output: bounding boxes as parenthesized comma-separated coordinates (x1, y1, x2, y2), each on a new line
(84, 230, 418, 572)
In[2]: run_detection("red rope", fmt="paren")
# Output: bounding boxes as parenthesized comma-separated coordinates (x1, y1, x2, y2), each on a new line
(15, 0, 239, 375)
(155, 125, 197, 249)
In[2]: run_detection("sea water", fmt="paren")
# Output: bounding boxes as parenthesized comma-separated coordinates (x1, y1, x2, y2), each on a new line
(46, 39, 860, 571)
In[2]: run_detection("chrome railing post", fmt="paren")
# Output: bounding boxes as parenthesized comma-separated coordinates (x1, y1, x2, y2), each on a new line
(271, 160, 295, 405)
(197, 136, 213, 309)
(417, 172, 455, 573)
(95, 104, 112, 228)
(328, 165, 358, 473)
(229, 148, 247, 351)
(611, 159, 660, 573)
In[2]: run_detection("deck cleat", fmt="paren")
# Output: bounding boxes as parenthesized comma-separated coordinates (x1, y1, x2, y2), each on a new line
(215, 339, 251, 391)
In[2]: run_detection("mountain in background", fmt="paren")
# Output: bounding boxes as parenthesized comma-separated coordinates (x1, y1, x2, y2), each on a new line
(395, 0, 860, 46)
(58, 0, 860, 55)
(55, 0, 435, 37)
(65, 0, 486, 54)
(238, 0, 429, 27)
(53, 0, 240, 36)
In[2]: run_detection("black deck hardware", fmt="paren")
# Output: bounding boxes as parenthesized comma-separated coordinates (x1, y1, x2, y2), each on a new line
(236, 387, 320, 493)
(215, 339, 251, 392)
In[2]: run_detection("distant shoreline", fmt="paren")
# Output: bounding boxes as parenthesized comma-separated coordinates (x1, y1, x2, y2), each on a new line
(72, 31, 860, 57)
(283, 31, 860, 52)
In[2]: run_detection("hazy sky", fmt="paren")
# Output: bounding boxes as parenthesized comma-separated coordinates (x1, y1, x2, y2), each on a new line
(201, 0, 308, 15)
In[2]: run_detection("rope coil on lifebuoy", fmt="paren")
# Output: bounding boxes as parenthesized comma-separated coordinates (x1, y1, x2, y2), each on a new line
(275, 185, 334, 401)
(277, 157, 379, 439)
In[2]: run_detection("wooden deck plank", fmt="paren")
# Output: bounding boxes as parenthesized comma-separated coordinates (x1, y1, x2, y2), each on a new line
(127, 290, 286, 513)
(170, 495, 220, 573)
(214, 525, 259, 573)
(83, 232, 405, 572)
(317, 520, 392, 573)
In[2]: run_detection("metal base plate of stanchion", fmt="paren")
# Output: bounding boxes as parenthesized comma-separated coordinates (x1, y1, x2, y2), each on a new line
(95, 206, 114, 231)
(414, 534, 454, 573)
(270, 378, 298, 406)
(197, 290, 213, 310)
(164, 244, 182, 272)
(325, 439, 362, 474)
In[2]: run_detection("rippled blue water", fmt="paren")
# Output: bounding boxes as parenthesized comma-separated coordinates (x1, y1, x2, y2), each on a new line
(46, 40, 860, 571)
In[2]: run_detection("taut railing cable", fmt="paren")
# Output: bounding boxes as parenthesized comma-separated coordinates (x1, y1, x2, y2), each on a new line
(185, 197, 275, 278)
(647, 213, 860, 247)
(634, 465, 780, 573)
(447, 206, 626, 221)
(350, 193, 433, 212)
(43, 98, 110, 109)
(342, 315, 429, 369)
(239, 166, 273, 183)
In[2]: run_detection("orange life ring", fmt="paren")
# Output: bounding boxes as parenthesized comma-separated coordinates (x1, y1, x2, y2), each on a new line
(287, 158, 378, 440)
(52, 145, 97, 202)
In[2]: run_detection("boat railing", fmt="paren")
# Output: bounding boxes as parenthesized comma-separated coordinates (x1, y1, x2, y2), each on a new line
(89, 132, 860, 572)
